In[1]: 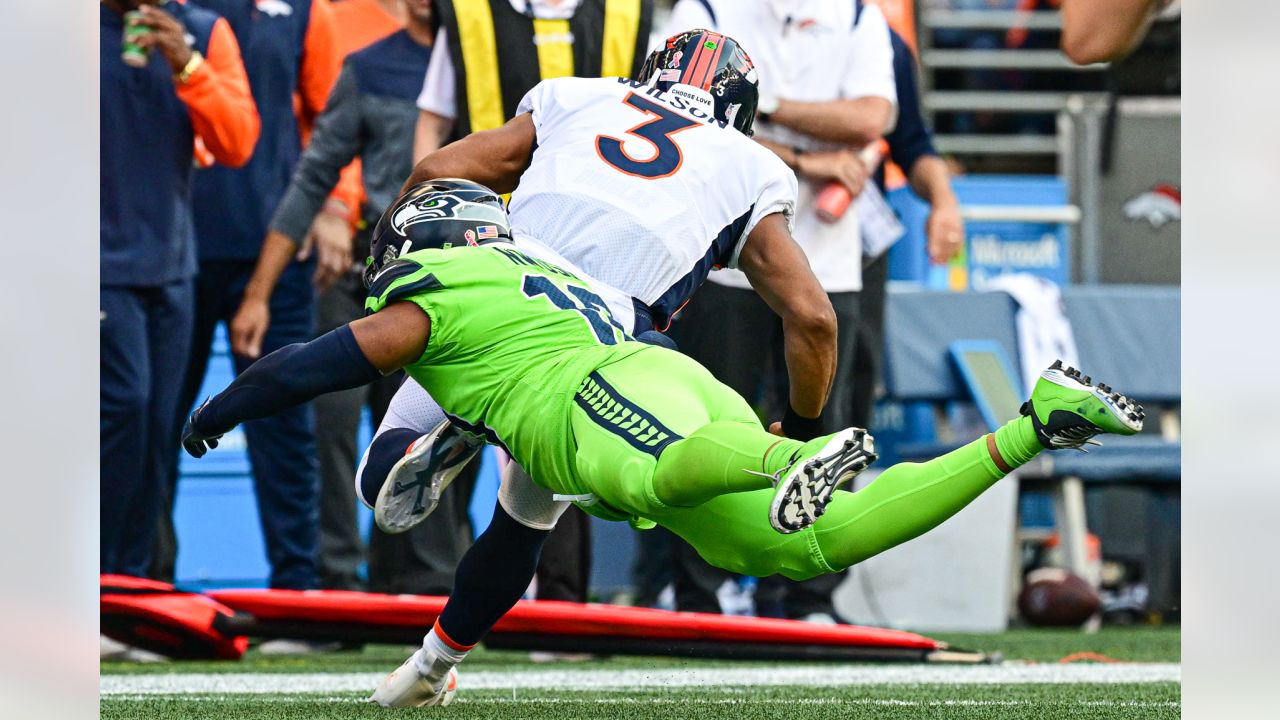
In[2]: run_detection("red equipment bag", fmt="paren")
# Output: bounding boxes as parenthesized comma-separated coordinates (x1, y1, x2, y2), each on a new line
(100, 575, 248, 660)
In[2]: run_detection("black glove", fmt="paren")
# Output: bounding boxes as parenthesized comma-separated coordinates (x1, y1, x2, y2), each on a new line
(181, 398, 224, 458)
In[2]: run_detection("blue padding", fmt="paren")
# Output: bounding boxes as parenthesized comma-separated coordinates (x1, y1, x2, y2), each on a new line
(1062, 285, 1180, 403)
(1030, 437, 1181, 483)
(883, 289, 1021, 400)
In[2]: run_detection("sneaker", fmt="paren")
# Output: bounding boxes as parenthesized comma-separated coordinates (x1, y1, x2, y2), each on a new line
(375, 421, 481, 534)
(369, 655, 458, 708)
(770, 428, 878, 534)
(1021, 360, 1144, 451)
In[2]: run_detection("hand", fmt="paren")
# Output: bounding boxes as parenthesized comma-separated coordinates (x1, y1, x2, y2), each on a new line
(181, 399, 223, 458)
(230, 297, 270, 359)
(768, 421, 786, 437)
(796, 149, 867, 199)
(308, 211, 355, 292)
(134, 5, 195, 75)
(925, 200, 965, 264)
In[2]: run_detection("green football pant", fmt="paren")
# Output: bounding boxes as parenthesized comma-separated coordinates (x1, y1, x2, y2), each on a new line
(569, 348, 1043, 580)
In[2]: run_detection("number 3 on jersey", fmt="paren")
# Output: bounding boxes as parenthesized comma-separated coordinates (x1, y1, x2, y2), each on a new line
(595, 92, 700, 180)
(522, 274, 627, 345)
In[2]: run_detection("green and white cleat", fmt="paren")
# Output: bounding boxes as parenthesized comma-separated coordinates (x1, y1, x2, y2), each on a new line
(770, 428, 878, 534)
(1021, 360, 1145, 451)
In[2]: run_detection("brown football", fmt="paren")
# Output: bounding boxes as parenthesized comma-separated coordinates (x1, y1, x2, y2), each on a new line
(1017, 568, 1101, 626)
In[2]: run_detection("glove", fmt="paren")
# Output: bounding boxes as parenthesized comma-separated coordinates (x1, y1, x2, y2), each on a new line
(181, 398, 224, 458)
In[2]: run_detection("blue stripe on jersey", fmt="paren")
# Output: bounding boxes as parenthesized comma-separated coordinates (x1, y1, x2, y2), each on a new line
(574, 372, 683, 458)
(648, 206, 754, 331)
(853, 0, 865, 29)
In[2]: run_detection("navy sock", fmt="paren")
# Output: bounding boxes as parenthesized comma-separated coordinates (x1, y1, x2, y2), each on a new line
(358, 428, 422, 509)
(437, 501, 549, 645)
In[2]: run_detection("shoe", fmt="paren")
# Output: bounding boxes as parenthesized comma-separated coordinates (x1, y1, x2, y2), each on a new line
(376, 420, 481, 534)
(256, 639, 343, 656)
(770, 428, 878, 534)
(1021, 360, 1144, 450)
(369, 655, 458, 708)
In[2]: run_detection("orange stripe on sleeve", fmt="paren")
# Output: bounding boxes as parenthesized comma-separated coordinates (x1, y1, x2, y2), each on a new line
(177, 17, 261, 168)
(297, 0, 343, 143)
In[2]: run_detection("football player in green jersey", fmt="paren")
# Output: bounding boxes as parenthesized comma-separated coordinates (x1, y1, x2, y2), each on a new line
(183, 180, 1144, 707)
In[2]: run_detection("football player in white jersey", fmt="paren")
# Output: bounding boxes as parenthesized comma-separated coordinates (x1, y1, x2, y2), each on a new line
(353, 29, 848, 708)
(362, 29, 840, 534)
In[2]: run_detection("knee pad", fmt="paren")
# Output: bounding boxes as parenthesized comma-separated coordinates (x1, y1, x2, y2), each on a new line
(497, 463, 569, 531)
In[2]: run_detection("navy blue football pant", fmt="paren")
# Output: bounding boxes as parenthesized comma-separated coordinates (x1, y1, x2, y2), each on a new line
(158, 260, 320, 590)
(101, 280, 194, 577)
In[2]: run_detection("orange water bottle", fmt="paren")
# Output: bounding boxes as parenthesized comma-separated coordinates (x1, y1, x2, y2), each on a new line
(813, 143, 885, 224)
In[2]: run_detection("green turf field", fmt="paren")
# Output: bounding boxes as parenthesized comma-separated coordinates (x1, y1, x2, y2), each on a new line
(101, 626, 1180, 719)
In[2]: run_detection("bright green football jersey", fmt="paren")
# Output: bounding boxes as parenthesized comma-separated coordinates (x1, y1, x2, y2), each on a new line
(364, 243, 648, 495)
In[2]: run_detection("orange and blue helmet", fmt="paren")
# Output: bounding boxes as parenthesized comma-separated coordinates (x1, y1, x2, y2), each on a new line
(637, 29, 760, 136)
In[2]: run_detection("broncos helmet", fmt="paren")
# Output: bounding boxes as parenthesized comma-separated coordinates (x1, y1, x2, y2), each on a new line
(637, 29, 760, 136)
(365, 178, 511, 288)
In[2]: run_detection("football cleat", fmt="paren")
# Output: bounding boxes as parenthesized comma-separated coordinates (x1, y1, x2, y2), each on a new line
(1021, 360, 1144, 451)
(369, 656, 458, 708)
(770, 428, 878, 534)
(375, 421, 481, 534)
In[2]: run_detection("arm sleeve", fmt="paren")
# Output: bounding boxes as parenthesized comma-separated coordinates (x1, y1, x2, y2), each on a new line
(417, 27, 457, 119)
(269, 63, 366, 243)
(176, 17, 260, 168)
(884, 34, 938, 175)
(194, 325, 382, 436)
(296, 0, 343, 141)
(841, 5, 897, 109)
(728, 155, 798, 270)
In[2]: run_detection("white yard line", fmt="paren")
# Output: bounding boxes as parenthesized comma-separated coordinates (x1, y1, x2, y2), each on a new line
(101, 663, 1181, 696)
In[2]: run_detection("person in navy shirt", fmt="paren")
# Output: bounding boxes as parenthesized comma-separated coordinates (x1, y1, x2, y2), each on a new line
(153, 0, 341, 593)
(100, 0, 259, 577)
(228, 0, 446, 594)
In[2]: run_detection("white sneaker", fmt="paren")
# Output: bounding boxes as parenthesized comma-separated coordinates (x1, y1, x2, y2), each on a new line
(376, 421, 481, 534)
(369, 655, 458, 708)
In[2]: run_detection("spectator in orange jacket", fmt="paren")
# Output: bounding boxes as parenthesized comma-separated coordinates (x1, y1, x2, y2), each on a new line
(100, 0, 259, 578)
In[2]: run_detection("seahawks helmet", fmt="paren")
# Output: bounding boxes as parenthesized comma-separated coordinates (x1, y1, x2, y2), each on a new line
(637, 29, 760, 136)
(365, 179, 511, 288)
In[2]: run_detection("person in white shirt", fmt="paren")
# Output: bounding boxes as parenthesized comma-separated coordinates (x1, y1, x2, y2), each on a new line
(657, 0, 899, 624)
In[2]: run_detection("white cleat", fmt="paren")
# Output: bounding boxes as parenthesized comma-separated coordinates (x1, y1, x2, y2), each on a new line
(369, 655, 458, 708)
(769, 428, 877, 534)
(375, 420, 481, 534)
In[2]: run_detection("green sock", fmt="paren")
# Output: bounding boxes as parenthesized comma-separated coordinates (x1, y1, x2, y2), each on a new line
(815, 433, 1013, 570)
(993, 415, 1043, 468)
(651, 421, 809, 507)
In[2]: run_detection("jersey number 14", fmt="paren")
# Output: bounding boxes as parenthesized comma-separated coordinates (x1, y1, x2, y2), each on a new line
(595, 93, 700, 180)
(522, 274, 627, 345)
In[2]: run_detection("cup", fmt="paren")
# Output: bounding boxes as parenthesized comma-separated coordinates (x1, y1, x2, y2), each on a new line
(122, 11, 152, 68)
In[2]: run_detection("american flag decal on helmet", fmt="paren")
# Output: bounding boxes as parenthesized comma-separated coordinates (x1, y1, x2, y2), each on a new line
(476, 225, 499, 240)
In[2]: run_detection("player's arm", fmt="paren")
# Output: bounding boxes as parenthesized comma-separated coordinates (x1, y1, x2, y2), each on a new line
(738, 213, 838, 440)
(403, 113, 536, 194)
(182, 303, 430, 457)
(763, 97, 893, 148)
(1060, 0, 1160, 65)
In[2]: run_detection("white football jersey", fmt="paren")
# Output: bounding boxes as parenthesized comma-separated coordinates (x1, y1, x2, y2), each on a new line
(509, 76, 797, 330)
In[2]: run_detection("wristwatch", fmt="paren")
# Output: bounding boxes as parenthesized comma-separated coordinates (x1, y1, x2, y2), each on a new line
(756, 92, 780, 123)
(175, 51, 204, 85)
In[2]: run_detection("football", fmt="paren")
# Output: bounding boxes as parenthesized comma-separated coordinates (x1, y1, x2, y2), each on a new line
(1018, 567, 1102, 626)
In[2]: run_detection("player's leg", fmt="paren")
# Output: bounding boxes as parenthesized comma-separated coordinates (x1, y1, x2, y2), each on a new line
(817, 362, 1145, 571)
(570, 349, 874, 529)
(371, 464, 569, 707)
(660, 362, 1146, 580)
(354, 380, 480, 533)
